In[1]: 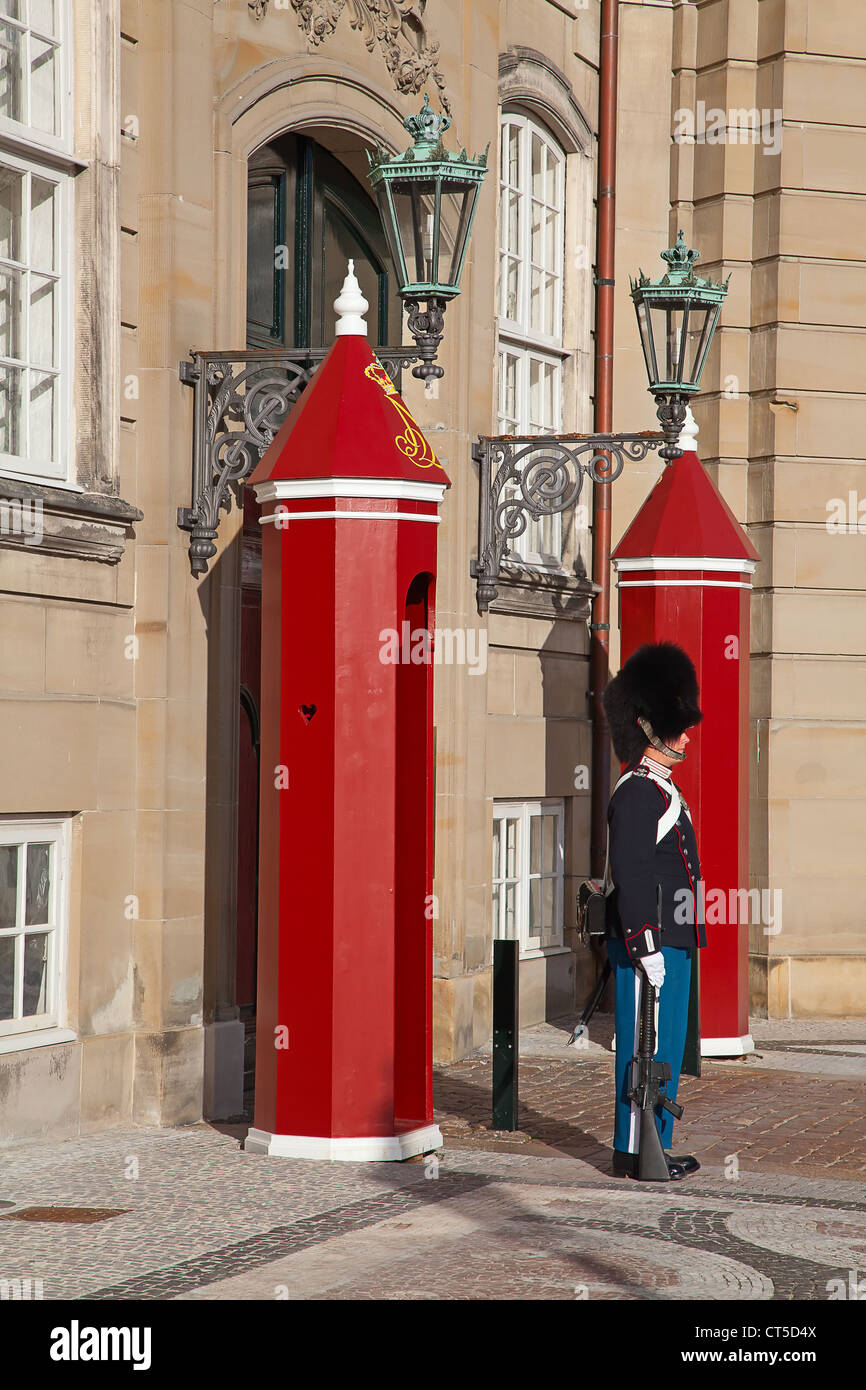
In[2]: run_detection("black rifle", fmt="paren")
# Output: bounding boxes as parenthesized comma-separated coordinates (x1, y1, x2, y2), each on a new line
(627, 975, 683, 1181)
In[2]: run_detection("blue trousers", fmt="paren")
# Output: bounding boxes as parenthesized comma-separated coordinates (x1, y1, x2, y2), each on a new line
(607, 936, 691, 1153)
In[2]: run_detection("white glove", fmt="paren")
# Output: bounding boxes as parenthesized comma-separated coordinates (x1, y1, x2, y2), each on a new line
(640, 951, 665, 990)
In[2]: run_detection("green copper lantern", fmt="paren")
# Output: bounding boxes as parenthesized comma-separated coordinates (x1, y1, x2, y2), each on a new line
(367, 95, 488, 381)
(630, 232, 730, 458)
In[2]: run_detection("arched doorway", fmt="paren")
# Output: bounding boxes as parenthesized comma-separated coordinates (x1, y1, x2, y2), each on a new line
(236, 130, 398, 1112)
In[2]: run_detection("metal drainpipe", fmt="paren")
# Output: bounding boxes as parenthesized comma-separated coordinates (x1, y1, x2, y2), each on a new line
(589, 0, 619, 878)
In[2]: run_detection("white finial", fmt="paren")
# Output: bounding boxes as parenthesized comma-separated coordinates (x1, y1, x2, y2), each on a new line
(334, 259, 369, 337)
(677, 404, 699, 452)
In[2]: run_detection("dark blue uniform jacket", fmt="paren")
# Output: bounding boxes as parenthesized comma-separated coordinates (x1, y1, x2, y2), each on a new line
(605, 761, 707, 963)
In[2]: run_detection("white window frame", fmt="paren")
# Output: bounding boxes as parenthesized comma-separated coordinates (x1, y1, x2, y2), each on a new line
(497, 110, 567, 566)
(0, 1, 74, 161)
(492, 798, 565, 956)
(0, 145, 72, 484)
(0, 816, 70, 1043)
(498, 111, 565, 350)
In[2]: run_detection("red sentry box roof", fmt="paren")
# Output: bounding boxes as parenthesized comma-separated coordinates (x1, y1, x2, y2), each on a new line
(613, 448, 759, 562)
(249, 335, 451, 489)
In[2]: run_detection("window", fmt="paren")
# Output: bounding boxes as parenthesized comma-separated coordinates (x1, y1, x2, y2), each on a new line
(0, 819, 68, 1039)
(497, 112, 566, 565)
(0, 3, 71, 484)
(492, 799, 564, 954)
(0, 152, 67, 480)
(0, 1, 70, 152)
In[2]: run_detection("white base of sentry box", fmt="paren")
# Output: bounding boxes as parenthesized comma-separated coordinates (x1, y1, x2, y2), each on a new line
(243, 1123, 443, 1162)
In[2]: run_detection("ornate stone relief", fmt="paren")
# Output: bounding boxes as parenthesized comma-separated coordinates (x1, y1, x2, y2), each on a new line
(248, 0, 269, 18)
(289, 1, 451, 111)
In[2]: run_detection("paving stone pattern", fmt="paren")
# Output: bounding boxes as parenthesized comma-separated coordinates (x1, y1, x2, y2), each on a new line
(0, 1048, 863, 1300)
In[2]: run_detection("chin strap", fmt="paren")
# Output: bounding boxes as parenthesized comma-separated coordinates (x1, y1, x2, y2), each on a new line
(636, 715, 687, 762)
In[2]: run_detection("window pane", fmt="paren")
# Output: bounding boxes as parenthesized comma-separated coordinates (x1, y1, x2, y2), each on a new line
(498, 350, 518, 429)
(529, 358, 556, 433)
(542, 877, 555, 938)
(25, 841, 50, 925)
(504, 253, 518, 320)
(0, 164, 22, 261)
(504, 818, 518, 878)
(492, 880, 500, 933)
(0, 22, 23, 125)
(529, 266, 542, 334)
(545, 150, 557, 206)
(0, 364, 21, 452)
(530, 815, 541, 874)
(29, 370, 54, 459)
(30, 176, 55, 272)
(0, 3, 21, 21)
(545, 209, 557, 271)
(30, 36, 57, 135)
(530, 196, 543, 265)
(507, 124, 519, 185)
(503, 881, 516, 940)
(531, 133, 544, 201)
(492, 824, 500, 881)
(29, 273, 54, 365)
(0, 933, 14, 1019)
(31, 0, 57, 36)
(529, 878, 541, 936)
(543, 815, 556, 873)
(0, 264, 21, 357)
(22, 930, 48, 1015)
(544, 273, 555, 337)
(506, 190, 519, 257)
(0, 843, 17, 928)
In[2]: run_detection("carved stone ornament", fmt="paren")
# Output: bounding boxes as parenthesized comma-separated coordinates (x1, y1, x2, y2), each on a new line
(249, 0, 269, 18)
(290, 1, 451, 112)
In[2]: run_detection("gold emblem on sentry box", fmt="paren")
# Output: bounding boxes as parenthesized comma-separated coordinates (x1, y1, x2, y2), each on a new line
(364, 360, 443, 471)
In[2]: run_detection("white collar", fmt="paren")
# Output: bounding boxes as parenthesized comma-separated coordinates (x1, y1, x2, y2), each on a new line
(639, 753, 672, 781)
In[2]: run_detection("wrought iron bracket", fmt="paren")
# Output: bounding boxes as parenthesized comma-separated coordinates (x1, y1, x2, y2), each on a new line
(471, 430, 672, 613)
(177, 346, 419, 576)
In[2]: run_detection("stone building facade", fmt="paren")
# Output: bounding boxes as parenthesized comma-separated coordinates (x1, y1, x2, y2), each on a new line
(0, 0, 862, 1144)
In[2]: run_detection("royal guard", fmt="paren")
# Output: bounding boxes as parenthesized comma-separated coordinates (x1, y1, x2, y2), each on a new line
(602, 642, 706, 1180)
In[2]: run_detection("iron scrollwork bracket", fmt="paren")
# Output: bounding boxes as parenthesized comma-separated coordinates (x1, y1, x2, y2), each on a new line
(470, 432, 668, 613)
(177, 347, 419, 576)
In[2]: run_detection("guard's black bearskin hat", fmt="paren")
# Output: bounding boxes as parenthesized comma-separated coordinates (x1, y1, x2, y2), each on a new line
(603, 641, 702, 765)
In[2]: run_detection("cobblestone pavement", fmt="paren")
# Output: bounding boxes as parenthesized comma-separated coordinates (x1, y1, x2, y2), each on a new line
(0, 1018, 863, 1301)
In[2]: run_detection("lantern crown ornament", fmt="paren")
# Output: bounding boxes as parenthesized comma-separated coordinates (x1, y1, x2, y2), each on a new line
(630, 231, 730, 396)
(402, 93, 452, 147)
(366, 95, 488, 381)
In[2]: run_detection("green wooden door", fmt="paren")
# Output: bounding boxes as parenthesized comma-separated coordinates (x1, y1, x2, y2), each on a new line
(246, 133, 397, 350)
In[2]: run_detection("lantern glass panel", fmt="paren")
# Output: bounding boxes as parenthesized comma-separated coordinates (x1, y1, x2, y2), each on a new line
(383, 179, 441, 287)
(373, 184, 409, 290)
(684, 301, 718, 387)
(444, 182, 478, 288)
(634, 298, 658, 386)
(374, 174, 478, 294)
(647, 302, 686, 385)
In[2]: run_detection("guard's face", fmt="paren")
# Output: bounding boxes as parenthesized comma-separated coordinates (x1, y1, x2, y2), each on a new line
(669, 730, 690, 753)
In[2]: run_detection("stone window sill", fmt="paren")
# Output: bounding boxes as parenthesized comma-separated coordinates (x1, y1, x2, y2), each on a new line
(489, 561, 597, 621)
(0, 478, 142, 564)
(0, 1027, 77, 1056)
